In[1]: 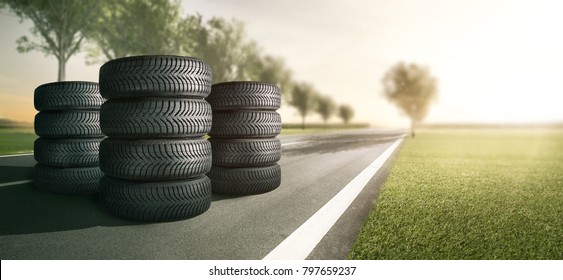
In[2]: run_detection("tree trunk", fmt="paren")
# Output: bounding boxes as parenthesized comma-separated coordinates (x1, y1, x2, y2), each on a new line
(57, 57, 66, 81)
(410, 119, 416, 138)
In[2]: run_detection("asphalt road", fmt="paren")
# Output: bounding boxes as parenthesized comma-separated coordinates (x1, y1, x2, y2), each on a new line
(0, 129, 404, 259)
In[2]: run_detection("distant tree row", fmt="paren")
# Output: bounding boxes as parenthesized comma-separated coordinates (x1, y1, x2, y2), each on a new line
(1, 0, 354, 127)
(289, 82, 354, 129)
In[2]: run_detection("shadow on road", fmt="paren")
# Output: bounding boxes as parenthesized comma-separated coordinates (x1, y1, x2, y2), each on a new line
(0, 172, 142, 235)
(0, 166, 34, 183)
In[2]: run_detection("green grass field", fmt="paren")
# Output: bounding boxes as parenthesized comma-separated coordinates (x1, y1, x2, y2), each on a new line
(349, 128, 563, 259)
(0, 128, 36, 155)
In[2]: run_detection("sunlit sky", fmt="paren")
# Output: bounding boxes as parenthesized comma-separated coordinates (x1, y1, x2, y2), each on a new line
(1, 0, 563, 127)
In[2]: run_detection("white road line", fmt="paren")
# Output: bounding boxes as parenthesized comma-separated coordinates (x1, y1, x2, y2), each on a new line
(263, 137, 404, 260)
(0, 153, 33, 158)
(0, 180, 33, 187)
(375, 135, 404, 142)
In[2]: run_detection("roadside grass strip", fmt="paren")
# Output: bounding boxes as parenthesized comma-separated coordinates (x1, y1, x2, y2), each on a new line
(349, 129, 563, 259)
(0, 128, 36, 155)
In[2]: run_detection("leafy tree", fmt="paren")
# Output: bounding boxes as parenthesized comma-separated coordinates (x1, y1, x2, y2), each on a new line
(84, 0, 184, 62)
(179, 14, 294, 101)
(256, 55, 293, 101)
(177, 13, 208, 59)
(1, 0, 100, 81)
(290, 82, 318, 130)
(338, 104, 355, 125)
(382, 62, 438, 137)
(315, 95, 336, 129)
(190, 17, 262, 83)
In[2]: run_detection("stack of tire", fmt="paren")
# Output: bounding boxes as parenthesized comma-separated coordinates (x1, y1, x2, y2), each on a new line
(33, 82, 105, 194)
(98, 55, 213, 222)
(206, 82, 282, 195)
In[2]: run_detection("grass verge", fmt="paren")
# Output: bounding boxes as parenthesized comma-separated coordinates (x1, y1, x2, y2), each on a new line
(349, 128, 563, 259)
(0, 128, 36, 155)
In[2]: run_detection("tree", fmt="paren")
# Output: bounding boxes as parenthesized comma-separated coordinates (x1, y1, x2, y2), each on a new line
(290, 82, 318, 130)
(177, 13, 209, 59)
(190, 16, 263, 83)
(84, 0, 184, 62)
(1, 0, 100, 81)
(178, 14, 294, 102)
(256, 55, 293, 102)
(315, 95, 336, 129)
(338, 104, 354, 125)
(382, 62, 438, 137)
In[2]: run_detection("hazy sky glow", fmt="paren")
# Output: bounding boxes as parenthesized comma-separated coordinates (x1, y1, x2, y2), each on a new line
(1, 0, 563, 126)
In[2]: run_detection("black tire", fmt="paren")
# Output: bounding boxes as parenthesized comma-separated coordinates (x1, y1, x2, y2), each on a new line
(99, 138, 211, 181)
(99, 176, 211, 222)
(210, 138, 281, 167)
(34, 138, 103, 167)
(99, 55, 211, 99)
(33, 164, 103, 194)
(208, 164, 281, 195)
(34, 110, 103, 138)
(34, 81, 104, 111)
(100, 97, 212, 138)
(209, 111, 281, 139)
(207, 81, 281, 111)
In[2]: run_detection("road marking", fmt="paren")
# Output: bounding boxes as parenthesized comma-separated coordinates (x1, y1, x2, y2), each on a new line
(263, 137, 404, 260)
(0, 153, 33, 158)
(375, 135, 404, 142)
(0, 180, 33, 187)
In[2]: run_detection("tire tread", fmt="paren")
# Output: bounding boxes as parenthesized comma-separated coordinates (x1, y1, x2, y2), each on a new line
(99, 176, 212, 222)
(33, 164, 103, 194)
(207, 82, 281, 110)
(209, 111, 281, 138)
(210, 138, 281, 167)
(99, 138, 212, 181)
(34, 81, 104, 111)
(208, 164, 281, 195)
(34, 111, 103, 138)
(100, 98, 212, 138)
(34, 138, 103, 167)
(99, 56, 212, 99)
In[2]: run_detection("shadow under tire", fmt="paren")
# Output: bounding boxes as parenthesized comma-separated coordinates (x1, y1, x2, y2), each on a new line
(34, 110, 103, 138)
(99, 138, 212, 181)
(34, 138, 103, 167)
(100, 97, 212, 138)
(210, 138, 281, 167)
(208, 164, 281, 195)
(209, 111, 281, 139)
(34, 81, 104, 111)
(99, 55, 212, 99)
(33, 164, 103, 194)
(99, 176, 212, 222)
(207, 81, 281, 110)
